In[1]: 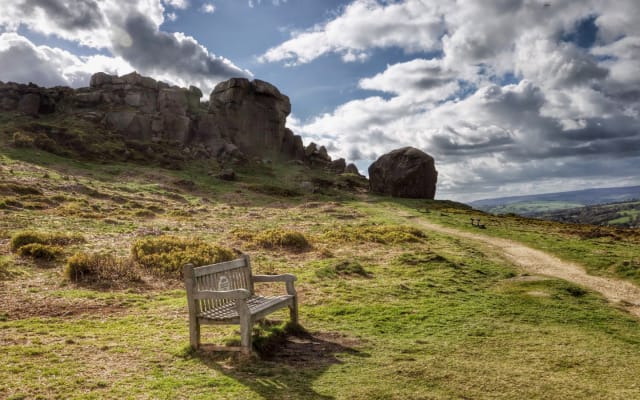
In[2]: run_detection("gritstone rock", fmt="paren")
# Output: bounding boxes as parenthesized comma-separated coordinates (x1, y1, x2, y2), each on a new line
(368, 147, 438, 199)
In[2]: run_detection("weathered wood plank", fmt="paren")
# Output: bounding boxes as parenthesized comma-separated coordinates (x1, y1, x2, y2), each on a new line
(193, 258, 247, 277)
(194, 289, 251, 300)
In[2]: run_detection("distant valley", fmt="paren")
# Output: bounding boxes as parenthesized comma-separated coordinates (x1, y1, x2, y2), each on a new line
(470, 186, 640, 228)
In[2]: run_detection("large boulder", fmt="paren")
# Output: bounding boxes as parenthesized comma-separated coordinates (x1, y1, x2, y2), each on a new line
(207, 78, 292, 159)
(368, 147, 438, 199)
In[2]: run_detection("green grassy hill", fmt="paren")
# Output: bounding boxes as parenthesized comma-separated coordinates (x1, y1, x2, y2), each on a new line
(532, 201, 640, 228)
(2, 128, 640, 398)
(470, 186, 640, 227)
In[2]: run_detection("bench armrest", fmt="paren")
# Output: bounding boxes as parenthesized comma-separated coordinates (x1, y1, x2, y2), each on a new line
(253, 274, 297, 296)
(194, 289, 251, 300)
(253, 274, 296, 283)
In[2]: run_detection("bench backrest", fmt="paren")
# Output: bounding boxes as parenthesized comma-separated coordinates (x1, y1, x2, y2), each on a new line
(184, 255, 254, 314)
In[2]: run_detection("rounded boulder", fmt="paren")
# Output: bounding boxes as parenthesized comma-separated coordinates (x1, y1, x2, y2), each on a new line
(368, 147, 438, 199)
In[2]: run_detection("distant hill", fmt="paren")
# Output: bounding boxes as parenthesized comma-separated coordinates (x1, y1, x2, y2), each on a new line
(469, 186, 640, 227)
(471, 186, 640, 211)
(534, 200, 640, 228)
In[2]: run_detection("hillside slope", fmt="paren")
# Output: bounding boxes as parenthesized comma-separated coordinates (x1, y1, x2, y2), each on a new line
(471, 185, 640, 210)
(470, 186, 640, 227)
(2, 145, 640, 399)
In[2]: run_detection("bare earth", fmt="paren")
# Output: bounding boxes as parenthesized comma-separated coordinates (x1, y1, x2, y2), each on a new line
(416, 220, 640, 317)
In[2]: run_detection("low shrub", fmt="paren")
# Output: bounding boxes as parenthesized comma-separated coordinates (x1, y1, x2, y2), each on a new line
(565, 285, 588, 297)
(0, 198, 23, 209)
(251, 321, 305, 357)
(0, 183, 43, 195)
(235, 228, 310, 251)
(17, 243, 62, 261)
(10, 230, 86, 252)
(65, 252, 141, 283)
(11, 131, 34, 148)
(323, 224, 426, 245)
(133, 209, 156, 218)
(395, 252, 447, 266)
(0, 257, 21, 280)
(246, 184, 301, 197)
(316, 261, 370, 278)
(131, 236, 234, 278)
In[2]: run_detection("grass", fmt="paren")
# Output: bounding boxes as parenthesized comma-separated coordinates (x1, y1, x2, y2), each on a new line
(484, 200, 584, 215)
(322, 224, 426, 244)
(374, 198, 640, 285)
(2, 139, 640, 398)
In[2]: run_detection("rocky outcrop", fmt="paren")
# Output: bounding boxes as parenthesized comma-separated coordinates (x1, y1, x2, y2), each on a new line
(368, 147, 438, 199)
(0, 72, 356, 173)
(207, 78, 293, 159)
(0, 82, 71, 115)
(345, 163, 361, 175)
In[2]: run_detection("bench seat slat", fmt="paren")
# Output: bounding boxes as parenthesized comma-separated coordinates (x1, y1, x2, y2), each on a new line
(198, 295, 293, 322)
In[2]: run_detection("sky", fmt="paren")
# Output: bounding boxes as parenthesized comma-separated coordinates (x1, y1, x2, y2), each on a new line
(0, 0, 639, 202)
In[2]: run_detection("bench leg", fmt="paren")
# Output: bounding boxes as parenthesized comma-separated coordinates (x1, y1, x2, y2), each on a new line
(239, 314, 252, 355)
(289, 298, 299, 325)
(189, 317, 200, 349)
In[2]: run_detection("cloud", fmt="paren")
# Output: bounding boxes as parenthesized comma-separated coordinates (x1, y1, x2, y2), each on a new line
(0, 0, 249, 94)
(17, 0, 105, 31)
(163, 0, 189, 10)
(358, 58, 465, 103)
(249, 0, 287, 8)
(515, 38, 608, 89)
(259, 0, 445, 65)
(200, 3, 216, 14)
(0, 32, 133, 87)
(112, 14, 251, 90)
(0, 0, 165, 48)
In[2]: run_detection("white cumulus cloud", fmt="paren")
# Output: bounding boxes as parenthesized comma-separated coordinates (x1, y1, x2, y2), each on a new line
(259, 0, 445, 65)
(0, 0, 250, 94)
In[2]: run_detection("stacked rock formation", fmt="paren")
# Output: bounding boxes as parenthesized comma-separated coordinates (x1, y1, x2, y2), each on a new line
(0, 72, 358, 174)
(368, 147, 438, 199)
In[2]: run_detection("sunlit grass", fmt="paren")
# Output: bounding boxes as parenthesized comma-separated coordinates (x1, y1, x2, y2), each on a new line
(1, 143, 640, 399)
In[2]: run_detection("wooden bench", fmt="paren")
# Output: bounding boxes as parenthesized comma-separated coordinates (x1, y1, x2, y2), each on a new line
(183, 255, 298, 355)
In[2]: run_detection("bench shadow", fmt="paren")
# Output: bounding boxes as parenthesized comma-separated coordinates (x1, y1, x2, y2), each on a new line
(194, 329, 369, 400)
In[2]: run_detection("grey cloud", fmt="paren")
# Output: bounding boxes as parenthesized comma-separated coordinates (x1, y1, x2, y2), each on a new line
(431, 131, 514, 156)
(0, 38, 68, 86)
(562, 117, 640, 141)
(113, 14, 251, 84)
(560, 58, 608, 87)
(19, 0, 104, 31)
(368, 129, 401, 145)
(414, 77, 451, 90)
(347, 147, 365, 160)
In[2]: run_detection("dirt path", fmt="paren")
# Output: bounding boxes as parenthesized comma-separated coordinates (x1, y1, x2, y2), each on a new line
(416, 220, 640, 317)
